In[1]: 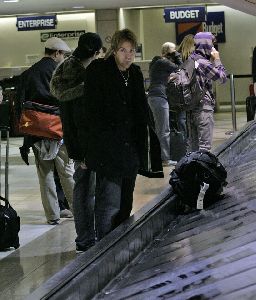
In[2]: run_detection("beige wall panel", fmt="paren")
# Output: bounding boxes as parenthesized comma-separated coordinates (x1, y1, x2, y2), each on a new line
(96, 9, 118, 48)
(142, 8, 176, 61)
(0, 12, 95, 68)
(96, 20, 117, 48)
(121, 9, 141, 39)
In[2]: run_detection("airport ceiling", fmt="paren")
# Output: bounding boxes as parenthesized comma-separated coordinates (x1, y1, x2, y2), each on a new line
(0, 0, 255, 16)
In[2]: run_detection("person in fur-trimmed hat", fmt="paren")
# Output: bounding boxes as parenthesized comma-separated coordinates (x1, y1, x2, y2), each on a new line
(50, 32, 102, 253)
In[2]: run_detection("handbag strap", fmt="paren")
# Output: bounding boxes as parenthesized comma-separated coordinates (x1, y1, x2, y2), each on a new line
(23, 101, 60, 116)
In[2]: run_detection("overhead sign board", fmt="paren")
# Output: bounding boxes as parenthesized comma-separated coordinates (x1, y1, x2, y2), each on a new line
(164, 6, 206, 23)
(203, 12, 225, 43)
(17, 15, 56, 31)
(175, 11, 225, 44)
(40, 30, 86, 42)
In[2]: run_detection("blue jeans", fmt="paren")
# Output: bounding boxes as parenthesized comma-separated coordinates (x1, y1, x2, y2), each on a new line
(148, 96, 170, 161)
(95, 174, 137, 240)
(73, 162, 96, 248)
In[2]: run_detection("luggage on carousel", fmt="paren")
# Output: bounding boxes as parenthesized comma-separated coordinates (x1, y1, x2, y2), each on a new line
(169, 150, 227, 212)
(0, 126, 20, 251)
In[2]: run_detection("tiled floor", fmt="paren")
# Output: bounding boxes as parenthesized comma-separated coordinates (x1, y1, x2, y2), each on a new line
(0, 111, 247, 299)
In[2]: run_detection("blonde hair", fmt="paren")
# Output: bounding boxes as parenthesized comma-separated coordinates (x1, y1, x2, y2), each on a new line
(161, 42, 176, 57)
(177, 34, 195, 61)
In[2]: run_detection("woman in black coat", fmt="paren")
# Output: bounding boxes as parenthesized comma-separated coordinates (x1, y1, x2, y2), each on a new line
(83, 29, 163, 240)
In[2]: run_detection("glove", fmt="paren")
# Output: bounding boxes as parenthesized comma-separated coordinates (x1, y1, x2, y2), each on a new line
(19, 145, 30, 165)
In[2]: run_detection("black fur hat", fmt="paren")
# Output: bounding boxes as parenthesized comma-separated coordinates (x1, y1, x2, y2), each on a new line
(73, 32, 102, 59)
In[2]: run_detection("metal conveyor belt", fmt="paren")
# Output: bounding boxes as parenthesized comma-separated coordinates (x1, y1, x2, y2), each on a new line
(29, 121, 256, 300)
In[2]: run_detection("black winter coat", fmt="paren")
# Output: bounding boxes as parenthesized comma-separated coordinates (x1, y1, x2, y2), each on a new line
(83, 55, 163, 178)
(17, 57, 59, 146)
(21, 57, 59, 106)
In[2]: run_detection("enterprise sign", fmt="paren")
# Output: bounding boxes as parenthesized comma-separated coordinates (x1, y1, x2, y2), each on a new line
(203, 12, 225, 42)
(40, 30, 86, 42)
(164, 6, 206, 23)
(17, 15, 56, 31)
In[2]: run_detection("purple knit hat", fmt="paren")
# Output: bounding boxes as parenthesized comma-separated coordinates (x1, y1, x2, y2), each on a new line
(194, 32, 215, 59)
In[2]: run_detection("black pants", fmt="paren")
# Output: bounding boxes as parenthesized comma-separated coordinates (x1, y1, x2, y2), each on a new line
(54, 166, 70, 210)
(246, 96, 256, 121)
(95, 174, 137, 240)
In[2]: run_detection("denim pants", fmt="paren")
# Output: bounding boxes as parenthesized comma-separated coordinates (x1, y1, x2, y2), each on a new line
(73, 162, 96, 248)
(148, 96, 170, 161)
(95, 174, 137, 240)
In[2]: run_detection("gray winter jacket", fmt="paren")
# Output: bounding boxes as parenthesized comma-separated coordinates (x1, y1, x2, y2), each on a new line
(50, 55, 86, 102)
(50, 55, 87, 160)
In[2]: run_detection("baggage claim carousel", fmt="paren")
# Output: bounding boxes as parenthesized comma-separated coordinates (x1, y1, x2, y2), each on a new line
(29, 120, 256, 300)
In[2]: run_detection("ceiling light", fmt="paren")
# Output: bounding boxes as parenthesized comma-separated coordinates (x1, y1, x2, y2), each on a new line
(3, 0, 19, 2)
(72, 6, 85, 9)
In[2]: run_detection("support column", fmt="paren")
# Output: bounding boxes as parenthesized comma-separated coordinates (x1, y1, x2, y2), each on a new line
(95, 9, 118, 49)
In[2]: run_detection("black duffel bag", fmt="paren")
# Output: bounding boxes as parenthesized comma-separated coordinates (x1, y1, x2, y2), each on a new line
(0, 195, 20, 251)
(169, 150, 227, 212)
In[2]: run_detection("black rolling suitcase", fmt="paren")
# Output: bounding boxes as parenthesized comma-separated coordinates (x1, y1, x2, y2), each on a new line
(246, 96, 256, 122)
(0, 101, 9, 128)
(0, 126, 20, 250)
(0, 101, 10, 138)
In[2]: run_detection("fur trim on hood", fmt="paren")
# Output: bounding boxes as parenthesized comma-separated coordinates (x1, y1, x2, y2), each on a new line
(50, 56, 86, 102)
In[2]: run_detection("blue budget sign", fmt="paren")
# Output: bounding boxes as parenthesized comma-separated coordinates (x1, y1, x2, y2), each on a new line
(17, 15, 56, 31)
(175, 11, 226, 44)
(203, 12, 225, 43)
(164, 6, 206, 23)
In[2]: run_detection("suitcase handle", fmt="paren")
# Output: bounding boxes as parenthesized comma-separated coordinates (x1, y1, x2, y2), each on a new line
(0, 195, 9, 207)
(0, 128, 9, 201)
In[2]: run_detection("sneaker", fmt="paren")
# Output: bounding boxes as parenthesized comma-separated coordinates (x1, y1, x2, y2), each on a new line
(60, 209, 73, 218)
(47, 219, 60, 225)
(162, 160, 177, 167)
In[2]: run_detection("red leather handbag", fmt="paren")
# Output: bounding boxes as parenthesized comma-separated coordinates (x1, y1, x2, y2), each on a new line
(19, 101, 63, 140)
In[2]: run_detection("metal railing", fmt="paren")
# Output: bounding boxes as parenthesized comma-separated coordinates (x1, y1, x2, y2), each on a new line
(227, 74, 253, 134)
